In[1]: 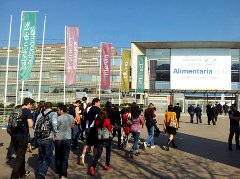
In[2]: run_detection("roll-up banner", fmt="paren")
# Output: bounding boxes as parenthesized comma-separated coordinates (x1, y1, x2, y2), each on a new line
(136, 55, 145, 93)
(19, 11, 37, 80)
(101, 43, 111, 90)
(121, 49, 131, 92)
(65, 26, 79, 85)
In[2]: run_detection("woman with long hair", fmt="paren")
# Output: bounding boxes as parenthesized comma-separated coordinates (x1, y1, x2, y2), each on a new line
(129, 105, 144, 158)
(89, 109, 113, 176)
(143, 103, 157, 149)
(163, 105, 178, 151)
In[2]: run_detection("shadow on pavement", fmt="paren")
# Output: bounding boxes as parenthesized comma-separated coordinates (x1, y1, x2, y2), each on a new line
(155, 132, 240, 169)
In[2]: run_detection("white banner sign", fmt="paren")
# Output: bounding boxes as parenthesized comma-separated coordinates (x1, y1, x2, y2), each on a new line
(171, 48, 231, 90)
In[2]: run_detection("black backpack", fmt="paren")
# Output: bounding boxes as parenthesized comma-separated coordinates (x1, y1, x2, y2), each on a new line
(145, 110, 156, 127)
(7, 108, 23, 135)
(35, 111, 53, 138)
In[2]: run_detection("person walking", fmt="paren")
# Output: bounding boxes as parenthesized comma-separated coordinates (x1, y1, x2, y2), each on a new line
(89, 109, 113, 176)
(79, 98, 101, 166)
(228, 103, 240, 151)
(35, 102, 58, 179)
(163, 105, 178, 151)
(173, 103, 182, 127)
(223, 103, 229, 116)
(68, 100, 81, 150)
(129, 106, 144, 158)
(188, 104, 195, 123)
(80, 97, 88, 141)
(54, 104, 74, 178)
(10, 97, 35, 179)
(206, 102, 214, 125)
(212, 104, 219, 125)
(143, 103, 156, 149)
(195, 104, 202, 124)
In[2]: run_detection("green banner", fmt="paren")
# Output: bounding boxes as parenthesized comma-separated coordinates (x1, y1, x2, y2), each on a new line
(19, 11, 37, 80)
(121, 49, 131, 92)
(136, 55, 145, 93)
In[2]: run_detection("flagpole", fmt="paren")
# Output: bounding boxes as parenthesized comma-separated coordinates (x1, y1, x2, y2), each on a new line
(38, 14, 46, 102)
(99, 42, 102, 99)
(119, 49, 122, 106)
(4, 15, 12, 107)
(15, 11, 23, 105)
(64, 26, 67, 104)
(20, 81, 24, 104)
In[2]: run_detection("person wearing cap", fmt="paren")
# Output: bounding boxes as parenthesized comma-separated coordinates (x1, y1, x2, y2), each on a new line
(10, 97, 35, 179)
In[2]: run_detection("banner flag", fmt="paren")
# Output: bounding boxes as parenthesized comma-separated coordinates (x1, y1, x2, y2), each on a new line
(101, 43, 111, 90)
(19, 11, 37, 80)
(65, 26, 79, 85)
(121, 49, 131, 92)
(136, 55, 145, 93)
(149, 60, 157, 93)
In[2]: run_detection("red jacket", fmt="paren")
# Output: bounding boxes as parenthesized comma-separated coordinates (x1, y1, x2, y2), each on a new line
(95, 118, 113, 132)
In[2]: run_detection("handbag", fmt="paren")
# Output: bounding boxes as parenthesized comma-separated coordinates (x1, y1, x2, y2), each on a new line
(154, 126, 161, 137)
(98, 127, 113, 140)
(168, 113, 177, 129)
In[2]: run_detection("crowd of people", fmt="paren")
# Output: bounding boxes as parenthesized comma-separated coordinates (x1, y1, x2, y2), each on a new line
(186, 102, 230, 125)
(5, 97, 240, 178)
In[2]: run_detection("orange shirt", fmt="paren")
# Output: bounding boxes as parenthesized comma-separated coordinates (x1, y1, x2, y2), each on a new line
(164, 111, 178, 127)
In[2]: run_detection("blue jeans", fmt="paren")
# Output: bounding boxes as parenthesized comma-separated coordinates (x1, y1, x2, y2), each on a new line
(131, 132, 140, 153)
(146, 126, 155, 146)
(54, 139, 71, 177)
(91, 140, 112, 168)
(71, 123, 81, 148)
(36, 138, 54, 176)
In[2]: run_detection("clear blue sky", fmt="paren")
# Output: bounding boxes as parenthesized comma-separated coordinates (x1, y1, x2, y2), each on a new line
(1, 0, 240, 49)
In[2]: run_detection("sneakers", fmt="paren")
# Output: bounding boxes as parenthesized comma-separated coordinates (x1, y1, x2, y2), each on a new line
(143, 142, 147, 149)
(20, 171, 31, 178)
(89, 166, 95, 176)
(79, 156, 85, 166)
(6, 156, 14, 160)
(104, 165, 111, 170)
(150, 145, 156, 149)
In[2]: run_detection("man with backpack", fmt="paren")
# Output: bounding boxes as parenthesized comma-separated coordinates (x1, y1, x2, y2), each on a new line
(35, 102, 58, 179)
(10, 97, 35, 179)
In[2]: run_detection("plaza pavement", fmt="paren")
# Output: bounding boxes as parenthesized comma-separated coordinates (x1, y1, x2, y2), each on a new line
(0, 113, 240, 179)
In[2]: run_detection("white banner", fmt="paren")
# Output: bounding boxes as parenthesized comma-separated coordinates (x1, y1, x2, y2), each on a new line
(171, 48, 231, 90)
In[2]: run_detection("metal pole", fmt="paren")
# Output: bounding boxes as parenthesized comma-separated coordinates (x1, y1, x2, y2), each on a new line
(38, 14, 47, 102)
(15, 11, 23, 105)
(64, 26, 67, 104)
(4, 15, 12, 107)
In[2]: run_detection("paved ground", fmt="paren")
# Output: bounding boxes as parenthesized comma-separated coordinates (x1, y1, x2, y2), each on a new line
(0, 113, 240, 179)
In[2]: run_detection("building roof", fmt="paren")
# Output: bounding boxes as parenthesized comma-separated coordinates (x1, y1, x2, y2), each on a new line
(131, 41, 240, 49)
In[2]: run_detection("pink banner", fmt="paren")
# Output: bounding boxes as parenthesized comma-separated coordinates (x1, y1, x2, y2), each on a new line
(101, 43, 111, 89)
(66, 26, 79, 85)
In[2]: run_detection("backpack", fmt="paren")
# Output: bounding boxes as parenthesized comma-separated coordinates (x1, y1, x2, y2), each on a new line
(7, 108, 23, 135)
(34, 111, 53, 138)
(68, 104, 76, 117)
(145, 110, 156, 127)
